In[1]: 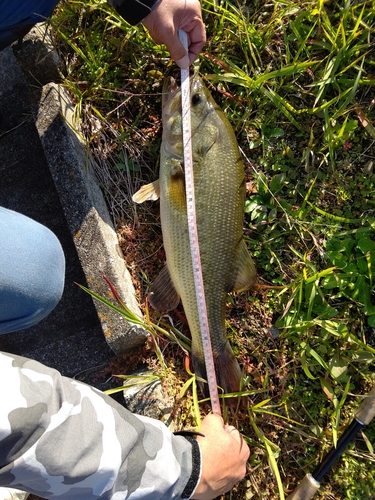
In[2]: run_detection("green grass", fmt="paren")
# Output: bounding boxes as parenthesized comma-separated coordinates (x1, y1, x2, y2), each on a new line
(51, 0, 375, 498)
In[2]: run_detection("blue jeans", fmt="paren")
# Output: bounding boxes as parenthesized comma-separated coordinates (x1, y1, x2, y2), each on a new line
(0, 207, 65, 334)
(0, 0, 58, 50)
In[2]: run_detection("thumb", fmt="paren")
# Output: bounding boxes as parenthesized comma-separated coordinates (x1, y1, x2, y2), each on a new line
(165, 37, 190, 68)
(200, 414, 225, 434)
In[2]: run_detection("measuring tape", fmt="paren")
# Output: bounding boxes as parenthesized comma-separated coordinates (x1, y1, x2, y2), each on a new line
(178, 30, 221, 416)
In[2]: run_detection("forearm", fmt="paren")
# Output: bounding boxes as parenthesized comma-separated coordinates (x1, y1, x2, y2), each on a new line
(0, 352, 200, 499)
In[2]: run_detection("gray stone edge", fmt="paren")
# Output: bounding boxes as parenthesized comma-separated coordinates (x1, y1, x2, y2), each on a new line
(35, 82, 149, 353)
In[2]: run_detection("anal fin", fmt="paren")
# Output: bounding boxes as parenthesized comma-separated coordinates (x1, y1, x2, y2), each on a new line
(148, 264, 180, 311)
(228, 238, 257, 293)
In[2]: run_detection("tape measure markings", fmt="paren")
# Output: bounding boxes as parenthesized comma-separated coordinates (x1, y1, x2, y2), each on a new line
(178, 30, 221, 415)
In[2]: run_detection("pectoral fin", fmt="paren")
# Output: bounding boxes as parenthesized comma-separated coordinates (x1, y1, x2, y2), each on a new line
(194, 125, 218, 159)
(227, 239, 257, 293)
(132, 179, 160, 203)
(148, 264, 180, 311)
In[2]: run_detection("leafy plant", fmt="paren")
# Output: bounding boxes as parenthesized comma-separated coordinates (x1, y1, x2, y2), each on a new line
(324, 228, 375, 326)
(114, 150, 141, 173)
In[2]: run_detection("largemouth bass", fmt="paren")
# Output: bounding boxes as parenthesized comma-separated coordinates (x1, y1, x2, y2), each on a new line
(133, 75, 256, 397)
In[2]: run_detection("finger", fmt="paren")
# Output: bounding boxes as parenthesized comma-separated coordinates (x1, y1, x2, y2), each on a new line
(165, 35, 190, 68)
(239, 435, 251, 461)
(229, 429, 245, 450)
(224, 425, 250, 460)
(200, 413, 225, 430)
(176, 53, 190, 69)
(186, 23, 206, 63)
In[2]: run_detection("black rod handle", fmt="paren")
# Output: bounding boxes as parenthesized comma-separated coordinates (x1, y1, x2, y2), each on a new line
(312, 419, 362, 482)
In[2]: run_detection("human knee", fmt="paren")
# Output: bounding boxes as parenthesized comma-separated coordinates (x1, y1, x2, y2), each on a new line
(0, 208, 65, 334)
(0, 0, 59, 51)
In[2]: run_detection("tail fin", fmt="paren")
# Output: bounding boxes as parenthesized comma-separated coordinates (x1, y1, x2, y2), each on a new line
(192, 342, 242, 401)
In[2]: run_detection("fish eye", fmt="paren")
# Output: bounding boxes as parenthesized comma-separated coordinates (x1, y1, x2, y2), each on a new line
(192, 93, 202, 106)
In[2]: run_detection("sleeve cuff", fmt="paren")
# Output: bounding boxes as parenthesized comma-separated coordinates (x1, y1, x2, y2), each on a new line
(108, 0, 159, 26)
(180, 435, 202, 499)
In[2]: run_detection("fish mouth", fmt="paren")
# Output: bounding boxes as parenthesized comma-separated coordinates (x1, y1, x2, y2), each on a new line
(162, 77, 181, 118)
(162, 75, 205, 119)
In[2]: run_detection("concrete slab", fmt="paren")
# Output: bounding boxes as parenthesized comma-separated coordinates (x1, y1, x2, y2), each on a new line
(35, 81, 148, 354)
